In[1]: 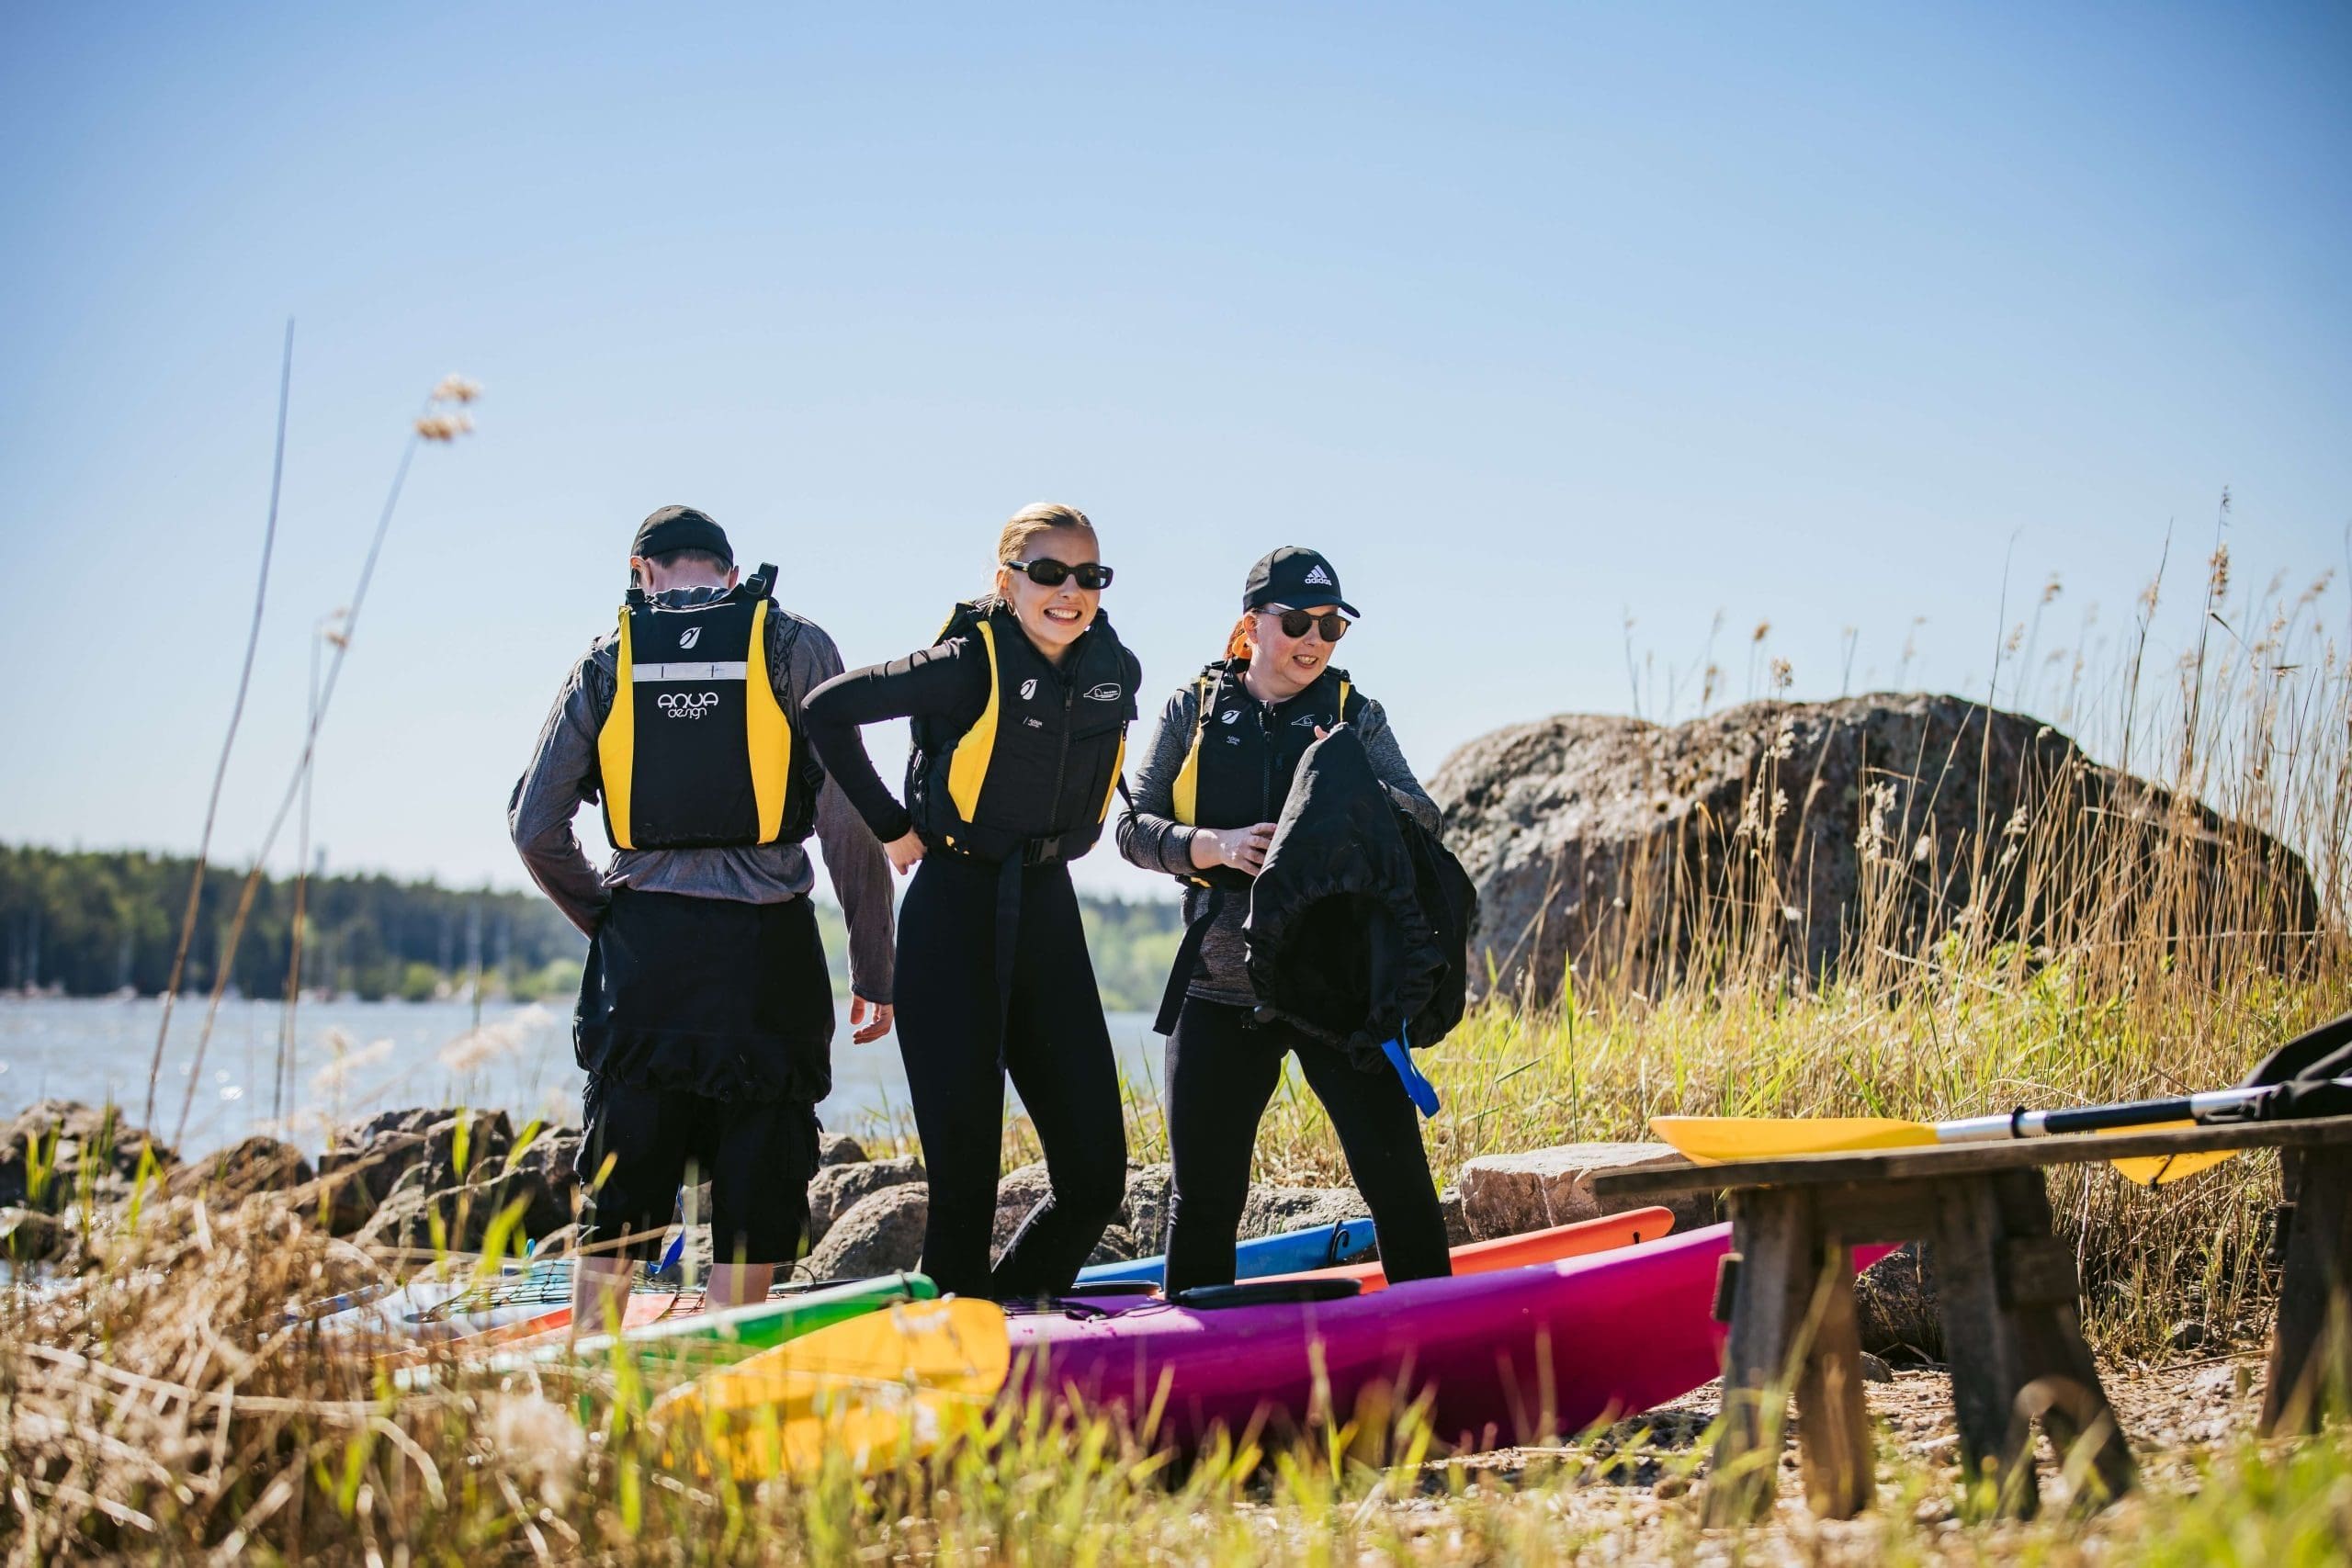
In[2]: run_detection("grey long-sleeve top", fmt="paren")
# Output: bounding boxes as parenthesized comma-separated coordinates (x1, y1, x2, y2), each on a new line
(1116, 677, 1441, 1007)
(507, 589, 897, 1004)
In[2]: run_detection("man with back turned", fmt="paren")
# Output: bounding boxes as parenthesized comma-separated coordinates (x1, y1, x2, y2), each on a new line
(509, 504, 894, 1328)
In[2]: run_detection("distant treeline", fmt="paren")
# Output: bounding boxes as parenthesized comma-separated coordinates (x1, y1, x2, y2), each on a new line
(0, 845, 1188, 1013)
(0, 845, 589, 1003)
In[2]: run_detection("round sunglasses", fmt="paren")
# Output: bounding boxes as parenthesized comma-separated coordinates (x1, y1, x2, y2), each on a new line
(1267, 607, 1351, 642)
(1005, 558, 1114, 591)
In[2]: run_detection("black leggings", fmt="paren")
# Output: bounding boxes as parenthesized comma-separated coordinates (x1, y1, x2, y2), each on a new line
(894, 852, 1126, 1300)
(1163, 998, 1452, 1296)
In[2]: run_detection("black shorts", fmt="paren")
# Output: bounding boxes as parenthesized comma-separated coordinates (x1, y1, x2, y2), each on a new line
(576, 1075, 820, 1266)
(574, 886, 837, 1102)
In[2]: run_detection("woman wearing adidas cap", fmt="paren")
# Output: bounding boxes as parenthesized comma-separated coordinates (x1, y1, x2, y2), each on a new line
(1117, 547, 1453, 1295)
(803, 502, 1142, 1302)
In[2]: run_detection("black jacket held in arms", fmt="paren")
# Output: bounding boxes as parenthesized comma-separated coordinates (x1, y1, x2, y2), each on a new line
(2230, 1010, 2352, 1121)
(1242, 726, 1478, 1074)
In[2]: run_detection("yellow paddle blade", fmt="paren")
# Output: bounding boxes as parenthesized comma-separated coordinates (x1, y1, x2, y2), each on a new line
(654, 1297, 1009, 1478)
(1650, 1115, 1939, 1162)
(2100, 1122, 2240, 1187)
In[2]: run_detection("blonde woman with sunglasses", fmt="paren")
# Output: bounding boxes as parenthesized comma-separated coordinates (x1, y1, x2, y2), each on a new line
(804, 503, 1141, 1301)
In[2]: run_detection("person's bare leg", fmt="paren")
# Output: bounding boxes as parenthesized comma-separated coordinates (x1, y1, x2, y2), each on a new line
(707, 1262, 776, 1310)
(570, 1254, 636, 1338)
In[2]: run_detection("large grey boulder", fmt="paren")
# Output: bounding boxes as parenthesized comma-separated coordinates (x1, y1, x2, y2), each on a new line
(808, 1156, 925, 1245)
(1430, 694, 2322, 1001)
(1456, 1143, 1704, 1236)
(818, 1130, 868, 1167)
(806, 1185, 928, 1278)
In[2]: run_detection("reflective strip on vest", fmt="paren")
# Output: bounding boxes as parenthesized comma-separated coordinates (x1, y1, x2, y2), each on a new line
(597, 613, 639, 850)
(745, 600, 792, 842)
(946, 618, 1001, 821)
(1098, 731, 1126, 823)
(1170, 671, 1214, 825)
(633, 660, 752, 682)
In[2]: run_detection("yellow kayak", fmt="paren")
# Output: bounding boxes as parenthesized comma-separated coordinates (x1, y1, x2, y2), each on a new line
(653, 1296, 1009, 1477)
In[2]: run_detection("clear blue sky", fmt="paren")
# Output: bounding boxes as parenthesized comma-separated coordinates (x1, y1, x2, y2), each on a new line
(4, 3, 2346, 901)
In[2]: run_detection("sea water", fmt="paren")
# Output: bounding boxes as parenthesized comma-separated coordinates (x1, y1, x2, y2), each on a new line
(0, 996, 1164, 1156)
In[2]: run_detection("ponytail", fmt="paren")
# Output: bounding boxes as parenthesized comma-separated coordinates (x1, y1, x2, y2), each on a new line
(1224, 614, 1255, 660)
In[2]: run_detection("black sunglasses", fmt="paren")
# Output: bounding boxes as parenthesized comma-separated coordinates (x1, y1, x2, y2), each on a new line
(1005, 558, 1114, 592)
(1269, 607, 1350, 642)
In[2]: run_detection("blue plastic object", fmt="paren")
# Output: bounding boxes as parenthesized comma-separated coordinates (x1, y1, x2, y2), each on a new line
(1382, 1033, 1442, 1119)
(1076, 1214, 1379, 1287)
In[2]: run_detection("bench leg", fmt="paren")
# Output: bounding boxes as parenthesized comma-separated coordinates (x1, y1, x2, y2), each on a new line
(1792, 1235, 1875, 1520)
(2262, 1146, 2352, 1436)
(1933, 1175, 2133, 1518)
(1703, 1190, 1874, 1525)
(1991, 1171, 2135, 1509)
(1932, 1180, 2038, 1514)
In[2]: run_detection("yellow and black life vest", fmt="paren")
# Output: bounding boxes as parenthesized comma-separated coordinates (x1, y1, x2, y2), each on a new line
(906, 600, 1140, 864)
(594, 566, 818, 851)
(1169, 657, 1364, 891)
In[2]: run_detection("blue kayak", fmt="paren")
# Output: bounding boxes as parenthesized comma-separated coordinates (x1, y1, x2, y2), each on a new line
(1076, 1215, 1377, 1286)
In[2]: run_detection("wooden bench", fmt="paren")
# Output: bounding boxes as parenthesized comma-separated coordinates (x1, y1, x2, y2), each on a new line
(1589, 1117, 2352, 1523)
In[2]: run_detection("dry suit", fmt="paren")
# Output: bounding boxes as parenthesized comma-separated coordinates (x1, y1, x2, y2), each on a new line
(1118, 658, 1464, 1296)
(803, 600, 1141, 1300)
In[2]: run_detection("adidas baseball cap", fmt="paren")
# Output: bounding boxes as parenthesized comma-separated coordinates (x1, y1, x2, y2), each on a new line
(1242, 546, 1359, 617)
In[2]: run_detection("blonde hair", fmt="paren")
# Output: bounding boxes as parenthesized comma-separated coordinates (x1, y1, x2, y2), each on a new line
(995, 502, 1096, 580)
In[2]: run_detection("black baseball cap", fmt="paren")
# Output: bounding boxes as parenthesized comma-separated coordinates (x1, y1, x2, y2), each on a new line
(1242, 546, 1359, 617)
(630, 504, 734, 566)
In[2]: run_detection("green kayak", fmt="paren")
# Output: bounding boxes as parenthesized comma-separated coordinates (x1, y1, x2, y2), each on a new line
(548, 1272, 939, 1382)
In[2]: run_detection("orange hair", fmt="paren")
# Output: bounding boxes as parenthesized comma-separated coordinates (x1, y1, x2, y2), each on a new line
(1224, 615, 1255, 660)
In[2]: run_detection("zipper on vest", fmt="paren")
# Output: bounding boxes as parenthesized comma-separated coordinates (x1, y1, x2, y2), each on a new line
(1047, 670, 1080, 834)
(1259, 700, 1277, 820)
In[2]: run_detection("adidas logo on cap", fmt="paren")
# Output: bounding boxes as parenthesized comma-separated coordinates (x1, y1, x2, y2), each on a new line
(1302, 563, 1334, 587)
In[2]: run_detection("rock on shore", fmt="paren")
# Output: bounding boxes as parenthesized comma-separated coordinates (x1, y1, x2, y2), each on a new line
(1430, 693, 2322, 1002)
(1456, 1142, 1714, 1235)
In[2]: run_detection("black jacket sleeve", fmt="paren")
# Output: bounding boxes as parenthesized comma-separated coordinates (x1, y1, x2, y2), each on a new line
(801, 639, 990, 843)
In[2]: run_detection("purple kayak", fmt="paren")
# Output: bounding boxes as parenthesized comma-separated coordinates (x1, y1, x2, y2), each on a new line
(1010, 1224, 1860, 1451)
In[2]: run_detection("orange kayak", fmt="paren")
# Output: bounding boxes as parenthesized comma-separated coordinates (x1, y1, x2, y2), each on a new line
(381, 1291, 695, 1365)
(1255, 1205, 1676, 1293)
(469, 1291, 696, 1352)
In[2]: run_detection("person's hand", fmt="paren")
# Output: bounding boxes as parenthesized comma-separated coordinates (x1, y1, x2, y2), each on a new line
(849, 995, 895, 1044)
(883, 830, 926, 875)
(1190, 821, 1276, 875)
